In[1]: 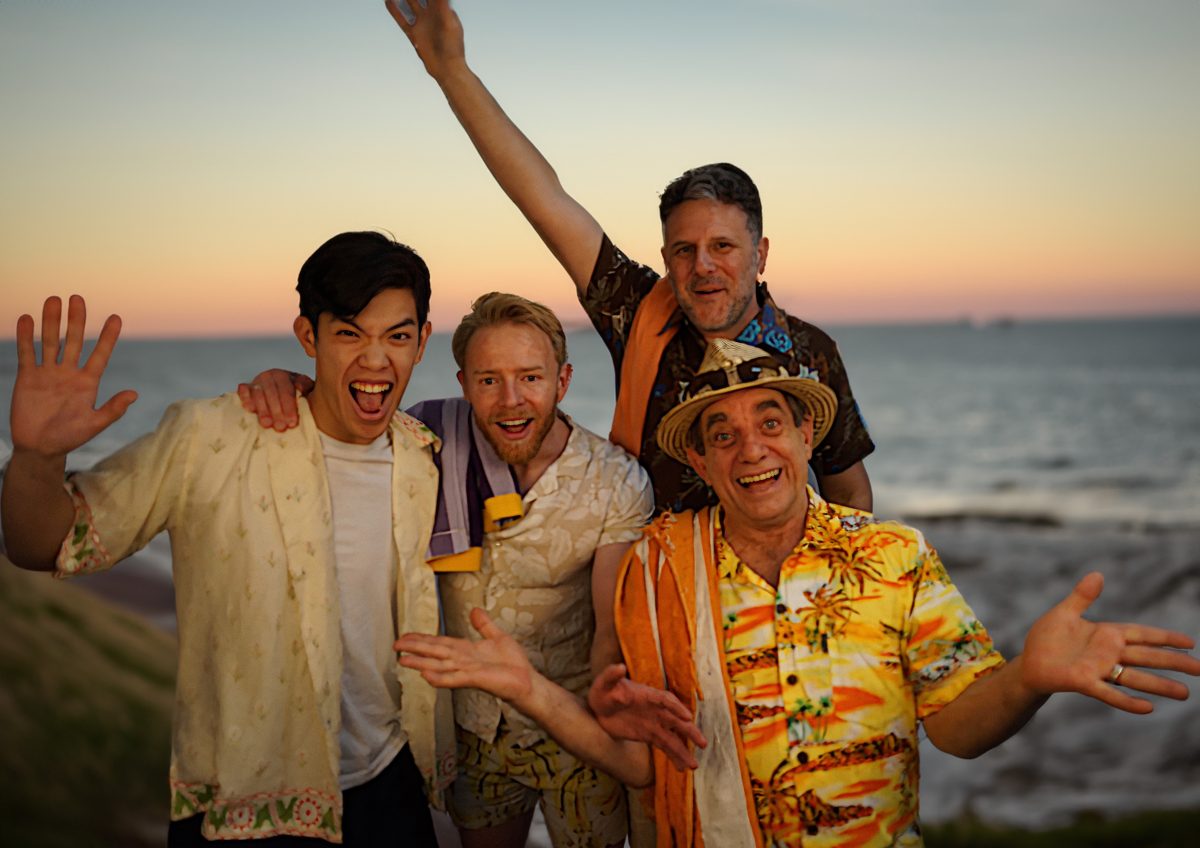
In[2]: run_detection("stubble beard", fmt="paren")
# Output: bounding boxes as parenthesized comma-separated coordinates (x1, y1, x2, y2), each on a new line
(482, 406, 558, 467)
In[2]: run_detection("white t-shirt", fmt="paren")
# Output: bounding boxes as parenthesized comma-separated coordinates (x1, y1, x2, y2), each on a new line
(319, 431, 407, 790)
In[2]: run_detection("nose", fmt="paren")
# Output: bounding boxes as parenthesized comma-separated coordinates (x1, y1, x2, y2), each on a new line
(359, 339, 388, 369)
(499, 377, 521, 408)
(695, 246, 716, 273)
(738, 427, 769, 463)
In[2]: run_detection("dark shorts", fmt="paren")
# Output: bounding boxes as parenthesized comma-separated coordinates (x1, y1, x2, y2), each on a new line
(167, 745, 436, 847)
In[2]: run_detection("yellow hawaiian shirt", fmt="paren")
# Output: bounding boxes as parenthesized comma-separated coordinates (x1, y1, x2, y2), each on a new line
(717, 491, 1003, 847)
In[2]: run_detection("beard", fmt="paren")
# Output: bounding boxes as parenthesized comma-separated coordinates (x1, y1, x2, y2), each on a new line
(676, 276, 757, 336)
(480, 406, 558, 467)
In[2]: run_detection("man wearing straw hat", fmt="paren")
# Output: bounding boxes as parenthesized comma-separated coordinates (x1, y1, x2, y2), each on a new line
(396, 337, 1200, 847)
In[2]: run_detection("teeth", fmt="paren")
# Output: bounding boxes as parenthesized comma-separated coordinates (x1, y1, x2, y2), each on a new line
(738, 469, 780, 485)
(350, 382, 390, 394)
(497, 419, 531, 430)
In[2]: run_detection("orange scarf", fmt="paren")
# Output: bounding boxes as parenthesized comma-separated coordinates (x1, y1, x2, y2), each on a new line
(608, 277, 680, 457)
(614, 510, 765, 848)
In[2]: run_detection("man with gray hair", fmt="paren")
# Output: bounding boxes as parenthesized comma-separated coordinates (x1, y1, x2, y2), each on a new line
(396, 338, 1200, 848)
(385, 0, 875, 515)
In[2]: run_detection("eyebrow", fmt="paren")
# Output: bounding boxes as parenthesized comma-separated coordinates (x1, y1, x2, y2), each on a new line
(336, 317, 416, 333)
(470, 365, 548, 377)
(702, 398, 785, 432)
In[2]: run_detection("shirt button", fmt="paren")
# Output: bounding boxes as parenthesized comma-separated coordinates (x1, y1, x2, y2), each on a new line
(775, 603, 787, 614)
(797, 751, 809, 765)
(807, 825, 819, 836)
(786, 674, 798, 686)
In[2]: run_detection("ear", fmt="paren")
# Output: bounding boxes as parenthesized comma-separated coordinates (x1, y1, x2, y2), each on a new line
(414, 321, 432, 364)
(800, 412, 815, 450)
(294, 315, 317, 358)
(456, 369, 466, 395)
(685, 443, 712, 486)
(555, 362, 573, 403)
(756, 236, 770, 277)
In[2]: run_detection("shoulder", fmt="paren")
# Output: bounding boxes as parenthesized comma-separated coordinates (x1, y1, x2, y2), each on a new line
(820, 499, 928, 558)
(154, 393, 258, 440)
(389, 409, 440, 452)
(568, 422, 650, 481)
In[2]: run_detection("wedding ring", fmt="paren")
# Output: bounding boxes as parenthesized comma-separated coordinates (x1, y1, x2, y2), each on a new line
(1108, 663, 1126, 685)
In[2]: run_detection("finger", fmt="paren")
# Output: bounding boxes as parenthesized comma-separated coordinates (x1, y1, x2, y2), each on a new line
(96, 390, 139, 428)
(293, 374, 315, 396)
(15, 314, 35, 368)
(1055, 571, 1104, 618)
(385, 0, 414, 29)
(651, 729, 699, 771)
(261, 377, 292, 432)
(1120, 626, 1197, 652)
(41, 296, 63, 365)
(83, 313, 124, 378)
(1111, 668, 1190, 701)
(593, 663, 628, 693)
(468, 607, 506, 641)
(1120, 644, 1200, 675)
(61, 295, 86, 366)
(1081, 680, 1154, 715)
(652, 689, 697, 724)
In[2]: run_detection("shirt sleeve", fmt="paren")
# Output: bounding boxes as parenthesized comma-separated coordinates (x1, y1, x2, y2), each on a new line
(804, 330, 875, 476)
(596, 449, 655, 548)
(57, 401, 196, 577)
(579, 234, 661, 372)
(902, 531, 1005, 719)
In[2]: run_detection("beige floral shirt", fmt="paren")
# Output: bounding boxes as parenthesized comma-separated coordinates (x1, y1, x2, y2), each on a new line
(56, 394, 454, 842)
(440, 419, 653, 746)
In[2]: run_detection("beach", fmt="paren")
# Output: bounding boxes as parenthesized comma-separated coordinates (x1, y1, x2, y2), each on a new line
(1, 315, 1197, 842)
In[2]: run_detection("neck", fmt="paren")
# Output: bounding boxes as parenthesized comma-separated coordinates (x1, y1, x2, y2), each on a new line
(720, 499, 809, 588)
(512, 415, 570, 493)
(700, 294, 760, 344)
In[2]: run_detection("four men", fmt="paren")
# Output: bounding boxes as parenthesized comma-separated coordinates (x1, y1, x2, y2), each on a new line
(3, 2, 1198, 847)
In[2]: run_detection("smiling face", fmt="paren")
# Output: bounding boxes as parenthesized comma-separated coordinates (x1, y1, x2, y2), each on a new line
(295, 287, 430, 444)
(457, 321, 571, 468)
(661, 198, 769, 339)
(684, 386, 813, 534)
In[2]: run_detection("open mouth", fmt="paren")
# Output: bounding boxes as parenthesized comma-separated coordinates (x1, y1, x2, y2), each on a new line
(737, 468, 780, 488)
(493, 417, 533, 438)
(349, 380, 393, 417)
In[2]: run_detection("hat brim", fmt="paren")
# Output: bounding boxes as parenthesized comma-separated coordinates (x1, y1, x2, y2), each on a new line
(655, 376, 838, 466)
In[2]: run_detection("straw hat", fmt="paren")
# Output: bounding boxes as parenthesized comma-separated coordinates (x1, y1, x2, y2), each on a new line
(655, 338, 838, 464)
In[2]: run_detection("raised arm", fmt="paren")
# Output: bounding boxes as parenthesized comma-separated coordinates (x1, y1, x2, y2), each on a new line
(397, 607, 653, 787)
(2, 296, 137, 569)
(385, 0, 603, 293)
(923, 572, 1200, 759)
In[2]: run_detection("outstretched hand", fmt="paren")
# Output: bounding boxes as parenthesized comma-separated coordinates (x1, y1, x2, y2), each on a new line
(235, 369, 311, 431)
(587, 665, 707, 771)
(385, 0, 465, 79)
(11, 295, 137, 458)
(1022, 571, 1200, 713)
(396, 607, 535, 705)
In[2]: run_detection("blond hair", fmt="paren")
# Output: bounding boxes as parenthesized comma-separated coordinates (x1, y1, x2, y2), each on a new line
(451, 292, 568, 369)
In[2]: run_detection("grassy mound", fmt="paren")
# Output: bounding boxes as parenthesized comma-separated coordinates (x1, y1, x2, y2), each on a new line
(0, 558, 176, 848)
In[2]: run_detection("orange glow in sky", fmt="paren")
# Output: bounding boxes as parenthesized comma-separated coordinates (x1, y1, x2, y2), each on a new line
(2, 1, 1197, 338)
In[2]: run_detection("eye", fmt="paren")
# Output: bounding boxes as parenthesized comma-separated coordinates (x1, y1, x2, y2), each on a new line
(390, 330, 411, 341)
(710, 431, 734, 446)
(335, 328, 357, 338)
(763, 417, 781, 431)
(674, 245, 694, 257)
(522, 374, 541, 383)
(480, 377, 497, 386)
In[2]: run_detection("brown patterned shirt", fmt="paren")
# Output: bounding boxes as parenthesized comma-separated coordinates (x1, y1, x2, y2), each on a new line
(582, 235, 875, 513)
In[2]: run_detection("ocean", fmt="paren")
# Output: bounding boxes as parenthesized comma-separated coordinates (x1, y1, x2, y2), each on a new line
(1, 315, 1198, 830)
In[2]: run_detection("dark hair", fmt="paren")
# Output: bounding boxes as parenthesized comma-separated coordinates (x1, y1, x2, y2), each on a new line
(296, 231, 431, 333)
(687, 392, 807, 456)
(659, 163, 763, 242)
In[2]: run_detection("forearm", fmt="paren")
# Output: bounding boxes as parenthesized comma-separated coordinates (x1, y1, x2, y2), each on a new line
(428, 60, 602, 289)
(1, 449, 73, 570)
(514, 670, 653, 787)
(922, 656, 1047, 759)
(817, 461, 872, 511)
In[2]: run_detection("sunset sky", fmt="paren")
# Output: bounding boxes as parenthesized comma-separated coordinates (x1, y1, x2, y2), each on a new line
(3, 0, 1197, 338)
